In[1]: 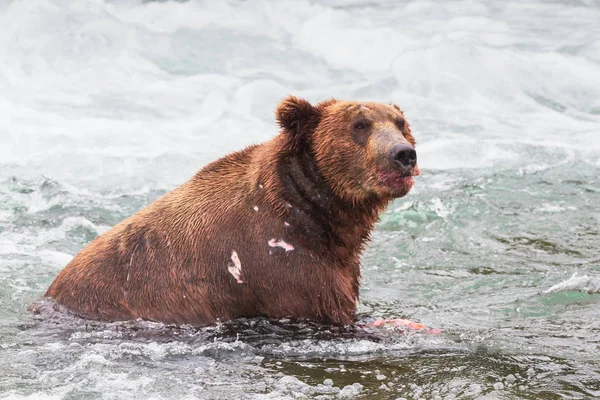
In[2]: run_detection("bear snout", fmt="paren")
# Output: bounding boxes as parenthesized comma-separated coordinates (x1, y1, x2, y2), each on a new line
(390, 143, 417, 170)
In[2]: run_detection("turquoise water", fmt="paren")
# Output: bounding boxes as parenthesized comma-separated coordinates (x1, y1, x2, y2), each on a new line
(1, 0, 600, 399)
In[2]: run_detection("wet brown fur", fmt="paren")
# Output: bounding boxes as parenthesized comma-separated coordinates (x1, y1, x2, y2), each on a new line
(41, 97, 417, 326)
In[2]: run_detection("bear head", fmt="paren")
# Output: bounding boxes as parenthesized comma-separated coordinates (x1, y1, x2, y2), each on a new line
(275, 96, 419, 203)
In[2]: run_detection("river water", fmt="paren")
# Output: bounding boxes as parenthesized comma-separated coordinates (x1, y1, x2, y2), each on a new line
(1, 0, 599, 399)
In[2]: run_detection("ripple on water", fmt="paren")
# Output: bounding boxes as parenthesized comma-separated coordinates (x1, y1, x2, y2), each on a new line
(1, 0, 600, 398)
(0, 305, 597, 399)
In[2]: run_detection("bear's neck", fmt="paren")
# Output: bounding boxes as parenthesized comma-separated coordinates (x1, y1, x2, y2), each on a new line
(257, 140, 389, 258)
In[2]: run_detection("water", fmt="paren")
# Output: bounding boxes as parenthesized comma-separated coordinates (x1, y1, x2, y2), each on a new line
(1, 0, 599, 398)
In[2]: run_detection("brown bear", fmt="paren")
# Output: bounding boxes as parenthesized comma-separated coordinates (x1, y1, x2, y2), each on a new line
(40, 96, 419, 326)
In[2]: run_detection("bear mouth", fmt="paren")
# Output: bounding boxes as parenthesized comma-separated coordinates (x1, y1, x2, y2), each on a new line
(376, 167, 419, 195)
(377, 172, 414, 189)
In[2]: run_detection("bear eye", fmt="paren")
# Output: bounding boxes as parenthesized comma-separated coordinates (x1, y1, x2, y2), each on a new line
(351, 120, 371, 145)
(395, 118, 406, 130)
(354, 121, 367, 130)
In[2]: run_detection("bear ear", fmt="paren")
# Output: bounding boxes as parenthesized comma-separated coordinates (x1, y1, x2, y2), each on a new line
(316, 98, 338, 110)
(275, 96, 321, 138)
(391, 103, 404, 113)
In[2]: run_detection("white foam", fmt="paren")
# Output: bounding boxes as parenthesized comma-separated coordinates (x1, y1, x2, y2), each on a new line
(544, 274, 600, 294)
(1, 3, 599, 399)
(0, 0, 597, 193)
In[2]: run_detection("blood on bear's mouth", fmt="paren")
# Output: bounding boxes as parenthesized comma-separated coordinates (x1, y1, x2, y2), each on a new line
(377, 172, 414, 191)
(376, 166, 420, 195)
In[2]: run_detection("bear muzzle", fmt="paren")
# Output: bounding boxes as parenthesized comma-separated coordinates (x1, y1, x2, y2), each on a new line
(374, 143, 419, 196)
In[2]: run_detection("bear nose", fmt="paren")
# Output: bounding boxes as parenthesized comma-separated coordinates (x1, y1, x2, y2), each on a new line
(390, 144, 417, 168)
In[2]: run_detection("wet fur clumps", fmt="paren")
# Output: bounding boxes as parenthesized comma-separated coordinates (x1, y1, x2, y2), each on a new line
(39, 96, 418, 326)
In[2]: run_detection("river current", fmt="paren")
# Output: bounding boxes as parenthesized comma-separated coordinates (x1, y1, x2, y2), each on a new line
(1, 1, 599, 399)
